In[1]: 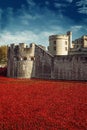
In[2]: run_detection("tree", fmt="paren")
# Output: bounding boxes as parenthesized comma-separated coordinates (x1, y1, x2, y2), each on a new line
(0, 45, 7, 64)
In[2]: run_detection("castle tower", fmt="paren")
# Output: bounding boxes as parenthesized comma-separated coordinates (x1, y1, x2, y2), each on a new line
(7, 43, 36, 78)
(48, 31, 72, 55)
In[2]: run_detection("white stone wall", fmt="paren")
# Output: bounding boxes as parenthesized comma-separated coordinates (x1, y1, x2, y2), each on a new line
(83, 36, 87, 47)
(49, 35, 69, 55)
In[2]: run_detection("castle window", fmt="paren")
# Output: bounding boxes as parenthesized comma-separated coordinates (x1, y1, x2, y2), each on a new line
(65, 41, 67, 45)
(65, 47, 67, 51)
(24, 57, 27, 60)
(16, 57, 19, 61)
(54, 41, 56, 44)
(76, 45, 79, 48)
(31, 57, 35, 61)
(54, 46, 56, 50)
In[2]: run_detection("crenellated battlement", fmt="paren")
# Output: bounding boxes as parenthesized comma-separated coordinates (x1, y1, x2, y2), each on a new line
(7, 31, 87, 80)
(8, 43, 35, 61)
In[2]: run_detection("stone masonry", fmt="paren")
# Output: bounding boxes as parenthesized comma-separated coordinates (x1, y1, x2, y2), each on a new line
(7, 31, 87, 80)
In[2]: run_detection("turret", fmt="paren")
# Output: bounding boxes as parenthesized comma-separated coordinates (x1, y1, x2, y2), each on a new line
(48, 34, 69, 55)
(67, 31, 72, 48)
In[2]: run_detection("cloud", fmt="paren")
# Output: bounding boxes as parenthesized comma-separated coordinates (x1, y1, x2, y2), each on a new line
(0, 26, 67, 47)
(45, 1, 49, 5)
(53, 1, 71, 14)
(0, 0, 85, 46)
(0, 1, 73, 31)
(54, 3, 67, 8)
(76, 0, 87, 14)
(0, 30, 38, 44)
(26, 0, 35, 7)
(66, 0, 73, 3)
(6, 7, 14, 23)
(76, 0, 87, 6)
(0, 8, 2, 18)
(0, 8, 3, 27)
(77, 6, 87, 14)
(69, 25, 84, 39)
(0, 30, 51, 46)
(70, 25, 82, 32)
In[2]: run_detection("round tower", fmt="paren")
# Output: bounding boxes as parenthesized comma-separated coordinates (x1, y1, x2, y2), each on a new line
(48, 35, 69, 55)
(7, 43, 36, 78)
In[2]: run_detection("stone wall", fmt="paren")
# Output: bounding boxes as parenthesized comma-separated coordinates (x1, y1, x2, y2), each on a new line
(7, 43, 87, 80)
(7, 43, 35, 78)
(52, 55, 87, 80)
(34, 45, 53, 79)
(13, 60, 35, 78)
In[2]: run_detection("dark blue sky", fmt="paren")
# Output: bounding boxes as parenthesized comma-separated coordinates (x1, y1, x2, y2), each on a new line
(0, 0, 87, 46)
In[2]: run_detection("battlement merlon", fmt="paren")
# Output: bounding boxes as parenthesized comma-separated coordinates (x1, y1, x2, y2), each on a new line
(8, 43, 36, 60)
(7, 43, 35, 62)
(9, 42, 35, 49)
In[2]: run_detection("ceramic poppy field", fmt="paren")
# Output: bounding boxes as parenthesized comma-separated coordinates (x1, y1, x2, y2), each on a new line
(0, 75, 87, 130)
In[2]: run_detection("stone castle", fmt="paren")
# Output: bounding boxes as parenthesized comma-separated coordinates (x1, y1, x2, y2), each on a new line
(7, 31, 87, 80)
